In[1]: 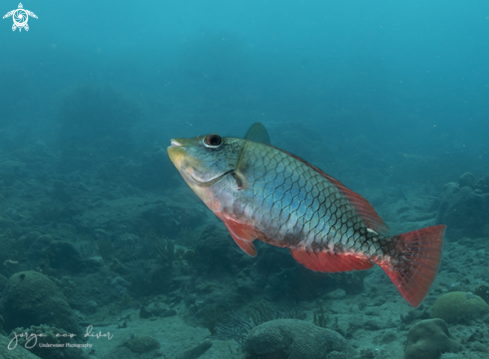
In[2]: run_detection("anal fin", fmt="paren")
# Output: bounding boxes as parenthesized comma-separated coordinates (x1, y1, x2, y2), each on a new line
(222, 217, 257, 257)
(290, 249, 373, 272)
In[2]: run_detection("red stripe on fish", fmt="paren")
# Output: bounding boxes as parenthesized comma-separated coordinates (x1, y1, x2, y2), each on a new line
(290, 249, 374, 272)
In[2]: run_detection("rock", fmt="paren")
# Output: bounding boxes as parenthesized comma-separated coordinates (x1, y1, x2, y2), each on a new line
(83, 300, 98, 315)
(432, 291, 489, 324)
(139, 301, 176, 319)
(147, 263, 173, 294)
(404, 319, 461, 359)
(123, 334, 160, 353)
(458, 172, 477, 189)
(83, 256, 105, 269)
(381, 330, 397, 344)
(174, 339, 212, 359)
(244, 319, 350, 359)
(0, 271, 82, 336)
(0, 333, 42, 359)
(436, 179, 489, 238)
(44, 241, 84, 273)
(0, 274, 8, 292)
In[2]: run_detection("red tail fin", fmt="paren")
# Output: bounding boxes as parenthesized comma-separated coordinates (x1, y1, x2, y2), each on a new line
(375, 225, 445, 307)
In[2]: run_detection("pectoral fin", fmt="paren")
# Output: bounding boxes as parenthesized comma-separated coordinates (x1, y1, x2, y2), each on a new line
(222, 217, 257, 256)
(234, 123, 271, 190)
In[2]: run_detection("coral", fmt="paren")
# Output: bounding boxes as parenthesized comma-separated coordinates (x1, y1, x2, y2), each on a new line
(243, 319, 350, 359)
(50, 275, 77, 299)
(404, 319, 461, 359)
(313, 301, 329, 328)
(211, 304, 305, 346)
(431, 291, 489, 324)
(43, 241, 84, 273)
(0, 271, 82, 336)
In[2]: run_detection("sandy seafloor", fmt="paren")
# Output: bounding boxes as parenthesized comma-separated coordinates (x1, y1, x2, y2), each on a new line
(0, 126, 488, 359)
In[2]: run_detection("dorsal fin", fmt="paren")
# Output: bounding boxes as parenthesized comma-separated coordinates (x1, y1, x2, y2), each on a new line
(274, 148, 390, 235)
(244, 123, 271, 144)
(234, 123, 271, 189)
(321, 172, 390, 235)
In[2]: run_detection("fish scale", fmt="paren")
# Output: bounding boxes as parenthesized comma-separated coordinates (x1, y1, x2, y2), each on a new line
(167, 123, 445, 307)
(241, 144, 364, 254)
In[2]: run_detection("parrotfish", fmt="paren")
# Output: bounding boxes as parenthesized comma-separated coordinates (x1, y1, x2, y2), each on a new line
(167, 123, 445, 306)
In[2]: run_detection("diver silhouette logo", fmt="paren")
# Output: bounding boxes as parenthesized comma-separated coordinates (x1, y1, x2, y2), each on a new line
(3, 3, 37, 32)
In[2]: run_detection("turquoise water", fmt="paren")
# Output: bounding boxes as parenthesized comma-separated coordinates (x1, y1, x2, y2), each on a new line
(0, 1, 488, 358)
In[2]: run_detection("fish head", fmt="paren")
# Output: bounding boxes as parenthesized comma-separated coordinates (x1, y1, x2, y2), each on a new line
(167, 133, 242, 199)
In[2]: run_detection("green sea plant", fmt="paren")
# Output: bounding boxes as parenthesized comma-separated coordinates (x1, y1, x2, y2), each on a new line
(154, 237, 176, 266)
(203, 308, 228, 335)
(313, 301, 329, 328)
(210, 304, 306, 346)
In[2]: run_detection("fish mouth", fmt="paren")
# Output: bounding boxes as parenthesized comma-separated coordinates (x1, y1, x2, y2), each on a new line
(167, 139, 227, 187)
(167, 139, 186, 167)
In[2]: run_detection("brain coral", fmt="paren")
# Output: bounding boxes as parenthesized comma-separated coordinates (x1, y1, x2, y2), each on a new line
(404, 318, 461, 359)
(0, 271, 81, 336)
(431, 291, 489, 324)
(243, 319, 350, 359)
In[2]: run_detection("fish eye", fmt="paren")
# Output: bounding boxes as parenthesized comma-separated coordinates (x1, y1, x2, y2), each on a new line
(203, 134, 222, 148)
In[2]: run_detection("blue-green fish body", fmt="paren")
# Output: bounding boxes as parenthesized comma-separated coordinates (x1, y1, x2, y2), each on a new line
(167, 123, 445, 307)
